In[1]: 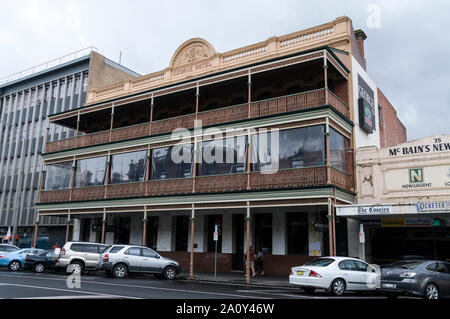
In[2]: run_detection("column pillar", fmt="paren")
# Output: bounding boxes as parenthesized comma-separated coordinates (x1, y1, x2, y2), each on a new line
(324, 55, 329, 104)
(109, 106, 114, 142)
(327, 198, 334, 256)
(101, 211, 106, 244)
(32, 215, 40, 248)
(72, 218, 81, 241)
(245, 202, 251, 284)
(190, 205, 195, 280)
(142, 209, 148, 246)
(65, 214, 71, 244)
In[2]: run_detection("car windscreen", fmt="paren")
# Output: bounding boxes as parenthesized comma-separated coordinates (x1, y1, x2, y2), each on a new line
(388, 261, 421, 269)
(304, 258, 335, 267)
(108, 246, 125, 254)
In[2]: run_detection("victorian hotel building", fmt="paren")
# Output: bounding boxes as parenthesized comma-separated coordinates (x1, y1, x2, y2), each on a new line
(0, 49, 138, 246)
(35, 17, 405, 276)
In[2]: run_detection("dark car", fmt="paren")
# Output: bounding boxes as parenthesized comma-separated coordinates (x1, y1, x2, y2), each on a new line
(23, 250, 58, 273)
(379, 260, 450, 299)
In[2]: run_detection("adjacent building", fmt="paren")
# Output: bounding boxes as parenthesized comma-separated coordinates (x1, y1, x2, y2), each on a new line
(36, 17, 406, 275)
(0, 48, 139, 246)
(337, 135, 450, 264)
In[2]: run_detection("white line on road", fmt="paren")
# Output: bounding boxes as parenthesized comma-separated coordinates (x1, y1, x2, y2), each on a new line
(0, 282, 141, 299)
(0, 273, 271, 299)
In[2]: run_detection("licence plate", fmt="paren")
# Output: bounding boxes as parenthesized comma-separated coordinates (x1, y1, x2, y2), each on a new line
(296, 271, 304, 275)
(382, 283, 396, 289)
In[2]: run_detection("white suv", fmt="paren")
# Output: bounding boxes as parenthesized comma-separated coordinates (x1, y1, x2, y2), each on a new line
(56, 242, 108, 273)
(98, 245, 181, 279)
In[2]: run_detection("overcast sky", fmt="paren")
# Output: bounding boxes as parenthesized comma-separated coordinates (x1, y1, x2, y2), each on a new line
(1, 0, 449, 141)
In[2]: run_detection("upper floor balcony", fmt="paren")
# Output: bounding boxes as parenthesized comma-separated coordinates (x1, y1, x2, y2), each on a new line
(45, 50, 350, 154)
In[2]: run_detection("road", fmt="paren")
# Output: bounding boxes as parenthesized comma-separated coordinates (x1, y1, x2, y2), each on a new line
(0, 269, 417, 299)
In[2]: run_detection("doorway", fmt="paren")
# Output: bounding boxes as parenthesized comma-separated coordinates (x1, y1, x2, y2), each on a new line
(233, 214, 244, 270)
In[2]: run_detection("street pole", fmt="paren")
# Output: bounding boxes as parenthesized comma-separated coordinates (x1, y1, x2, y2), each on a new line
(214, 224, 218, 281)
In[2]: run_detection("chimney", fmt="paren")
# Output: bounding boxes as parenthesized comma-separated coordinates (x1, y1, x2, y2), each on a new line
(354, 29, 367, 57)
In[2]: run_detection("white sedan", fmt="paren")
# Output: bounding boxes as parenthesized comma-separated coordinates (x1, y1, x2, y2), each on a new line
(289, 256, 379, 296)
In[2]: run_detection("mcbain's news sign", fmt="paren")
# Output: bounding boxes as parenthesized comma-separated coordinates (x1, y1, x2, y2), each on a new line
(388, 136, 450, 157)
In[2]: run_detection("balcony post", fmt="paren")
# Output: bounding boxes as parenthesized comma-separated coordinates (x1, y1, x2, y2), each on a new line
(104, 153, 111, 199)
(192, 85, 200, 193)
(45, 121, 50, 151)
(109, 105, 114, 142)
(142, 208, 147, 246)
(333, 187, 337, 255)
(69, 158, 76, 201)
(75, 112, 80, 148)
(32, 215, 40, 248)
(101, 211, 106, 244)
(148, 94, 154, 135)
(247, 71, 252, 118)
(325, 117, 331, 184)
(189, 204, 195, 280)
(324, 55, 329, 105)
(145, 147, 151, 196)
(65, 214, 71, 244)
(327, 197, 334, 256)
(246, 130, 251, 190)
(245, 202, 251, 284)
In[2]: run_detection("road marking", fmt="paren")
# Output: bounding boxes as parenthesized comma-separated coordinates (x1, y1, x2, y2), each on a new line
(0, 282, 140, 299)
(0, 274, 271, 299)
(15, 294, 126, 299)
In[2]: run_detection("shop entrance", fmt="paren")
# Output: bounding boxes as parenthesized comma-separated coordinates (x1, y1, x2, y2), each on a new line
(370, 226, 450, 264)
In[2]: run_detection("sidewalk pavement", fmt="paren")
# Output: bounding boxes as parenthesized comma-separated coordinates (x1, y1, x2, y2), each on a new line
(178, 271, 290, 288)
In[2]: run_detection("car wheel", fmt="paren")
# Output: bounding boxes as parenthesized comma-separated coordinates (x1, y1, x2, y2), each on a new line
(34, 263, 45, 273)
(163, 266, 177, 280)
(67, 261, 84, 274)
(330, 278, 346, 296)
(8, 260, 21, 271)
(424, 283, 439, 300)
(303, 287, 315, 294)
(113, 264, 128, 279)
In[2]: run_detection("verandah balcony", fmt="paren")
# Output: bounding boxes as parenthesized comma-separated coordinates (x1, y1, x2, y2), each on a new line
(45, 88, 348, 153)
(38, 166, 353, 204)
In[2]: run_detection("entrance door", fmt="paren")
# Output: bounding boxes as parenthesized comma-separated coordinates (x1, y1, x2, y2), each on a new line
(116, 217, 131, 244)
(233, 214, 244, 271)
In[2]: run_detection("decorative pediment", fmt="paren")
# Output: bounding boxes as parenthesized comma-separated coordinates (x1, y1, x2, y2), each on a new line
(170, 38, 216, 67)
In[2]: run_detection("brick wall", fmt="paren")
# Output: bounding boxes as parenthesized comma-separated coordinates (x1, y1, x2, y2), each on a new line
(378, 88, 407, 148)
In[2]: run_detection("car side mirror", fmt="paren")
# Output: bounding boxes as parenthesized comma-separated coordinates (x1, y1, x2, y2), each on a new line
(156, 255, 161, 259)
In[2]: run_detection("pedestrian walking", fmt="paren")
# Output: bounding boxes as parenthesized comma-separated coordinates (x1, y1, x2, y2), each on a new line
(244, 246, 256, 277)
(256, 248, 264, 275)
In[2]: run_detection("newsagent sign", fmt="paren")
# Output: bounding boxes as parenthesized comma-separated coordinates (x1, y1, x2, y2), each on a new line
(384, 165, 450, 190)
(336, 203, 450, 217)
(387, 136, 450, 157)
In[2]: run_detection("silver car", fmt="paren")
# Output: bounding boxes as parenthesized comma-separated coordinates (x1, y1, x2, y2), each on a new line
(98, 245, 181, 280)
(56, 242, 108, 273)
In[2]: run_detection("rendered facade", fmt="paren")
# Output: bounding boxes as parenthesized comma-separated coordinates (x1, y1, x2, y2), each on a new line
(36, 17, 406, 275)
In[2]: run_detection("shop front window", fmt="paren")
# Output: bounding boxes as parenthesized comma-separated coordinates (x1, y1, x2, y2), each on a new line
(110, 150, 147, 184)
(44, 161, 72, 190)
(74, 156, 107, 187)
(151, 144, 193, 180)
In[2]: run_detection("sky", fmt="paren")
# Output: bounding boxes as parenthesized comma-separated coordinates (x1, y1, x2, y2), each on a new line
(0, 0, 449, 141)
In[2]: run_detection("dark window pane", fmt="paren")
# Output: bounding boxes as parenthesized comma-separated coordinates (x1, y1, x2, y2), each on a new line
(74, 156, 107, 187)
(44, 161, 72, 190)
(109, 246, 124, 253)
(151, 144, 193, 180)
(125, 247, 141, 256)
(330, 127, 350, 173)
(70, 244, 84, 252)
(142, 248, 157, 257)
(252, 125, 325, 172)
(287, 213, 308, 255)
(197, 136, 247, 176)
(110, 150, 147, 184)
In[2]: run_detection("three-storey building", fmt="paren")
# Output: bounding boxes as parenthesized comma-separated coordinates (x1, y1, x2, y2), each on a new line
(36, 17, 405, 276)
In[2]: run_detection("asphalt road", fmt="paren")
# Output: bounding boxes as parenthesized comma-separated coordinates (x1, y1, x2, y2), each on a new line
(0, 268, 417, 299)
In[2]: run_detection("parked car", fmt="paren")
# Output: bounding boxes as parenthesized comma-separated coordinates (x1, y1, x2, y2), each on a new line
(56, 242, 108, 274)
(23, 250, 59, 273)
(289, 256, 378, 296)
(0, 248, 45, 271)
(98, 245, 181, 280)
(379, 260, 450, 299)
(0, 244, 19, 255)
